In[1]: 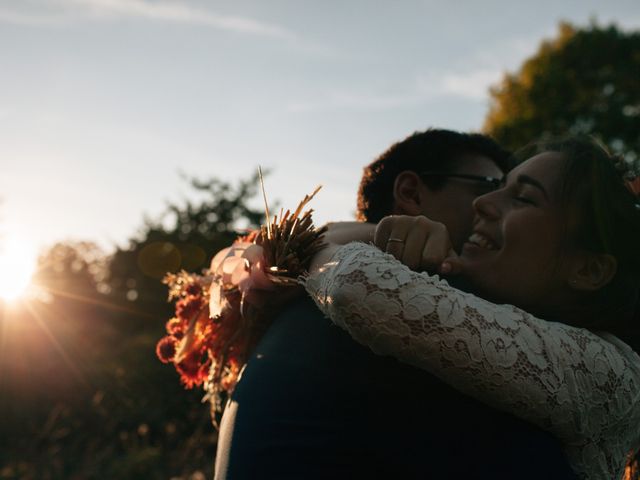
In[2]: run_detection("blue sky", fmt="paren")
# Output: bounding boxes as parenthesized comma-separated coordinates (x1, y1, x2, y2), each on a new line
(0, 0, 638, 253)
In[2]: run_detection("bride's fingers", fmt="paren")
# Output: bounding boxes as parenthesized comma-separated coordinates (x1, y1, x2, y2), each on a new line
(402, 224, 429, 270)
(385, 223, 411, 260)
(420, 224, 450, 271)
(375, 216, 413, 260)
(374, 215, 414, 261)
(373, 216, 394, 250)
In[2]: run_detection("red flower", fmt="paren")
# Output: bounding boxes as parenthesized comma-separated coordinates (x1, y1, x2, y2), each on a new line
(176, 296, 204, 322)
(185, 283, 202, 296)
(176, 348, 211, 389)
(166, 317, 186, 336)
(156, 336, 178, 364)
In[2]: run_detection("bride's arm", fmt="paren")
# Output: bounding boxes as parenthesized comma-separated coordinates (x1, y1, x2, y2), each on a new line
(303, 242, 640, 478)
(309, 221, 375, 272)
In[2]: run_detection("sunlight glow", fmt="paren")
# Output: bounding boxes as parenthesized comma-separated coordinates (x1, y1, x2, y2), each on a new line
(0, 237, 36, 302)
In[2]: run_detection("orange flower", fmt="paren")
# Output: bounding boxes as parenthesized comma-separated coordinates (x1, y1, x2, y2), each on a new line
(156, 336, 178, 364)
(176, 348, 211, 389)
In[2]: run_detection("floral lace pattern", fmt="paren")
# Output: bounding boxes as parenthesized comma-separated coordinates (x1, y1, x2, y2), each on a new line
(304, 243, 640, 479)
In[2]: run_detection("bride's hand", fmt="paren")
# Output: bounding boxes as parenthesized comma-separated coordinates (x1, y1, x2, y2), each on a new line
(374, 215, 462, 274)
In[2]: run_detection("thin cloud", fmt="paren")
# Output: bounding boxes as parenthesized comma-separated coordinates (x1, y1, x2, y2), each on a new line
(287, 70, 500, 113)
(440, 69, 503, 101)
(288, 92, 423, 113)
(0, 7, 67, 26)
(69, 0, 296, 39)
(0, 0, 296, 39)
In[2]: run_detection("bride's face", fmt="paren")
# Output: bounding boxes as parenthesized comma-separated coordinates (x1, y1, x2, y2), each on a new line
(459, 151, 574, 314)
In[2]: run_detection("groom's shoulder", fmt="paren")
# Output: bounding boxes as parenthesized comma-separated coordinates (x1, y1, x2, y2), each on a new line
(237, 295, 390, 388)
(246, 295, 413, 382)
(230, 294, 427, 430)
(233, 296, 483, 420)
(220, 297, 577, 479)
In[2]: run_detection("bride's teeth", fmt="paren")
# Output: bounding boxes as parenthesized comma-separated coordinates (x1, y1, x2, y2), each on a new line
(468, 233, 496, 250)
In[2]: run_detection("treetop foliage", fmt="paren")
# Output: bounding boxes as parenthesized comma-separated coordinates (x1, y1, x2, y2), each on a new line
(484, 21, 640, 161)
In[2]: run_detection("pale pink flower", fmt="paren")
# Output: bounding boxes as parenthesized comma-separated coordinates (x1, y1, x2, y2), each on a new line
(208, 242, 275, 319)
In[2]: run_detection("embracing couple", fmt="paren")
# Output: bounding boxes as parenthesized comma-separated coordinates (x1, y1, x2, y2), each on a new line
(214, 129, 640, 479)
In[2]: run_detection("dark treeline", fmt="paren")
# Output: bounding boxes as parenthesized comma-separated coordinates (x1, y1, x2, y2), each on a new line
(0, 175, 264, 480)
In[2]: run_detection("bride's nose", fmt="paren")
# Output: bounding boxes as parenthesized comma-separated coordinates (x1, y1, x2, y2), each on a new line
(473, 190, 501, 220)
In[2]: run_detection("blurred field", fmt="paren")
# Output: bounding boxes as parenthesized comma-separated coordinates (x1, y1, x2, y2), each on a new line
(0, 295, 217, 480)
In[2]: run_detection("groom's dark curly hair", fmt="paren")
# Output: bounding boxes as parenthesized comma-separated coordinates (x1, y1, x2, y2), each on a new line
(357, 128, 512, 222)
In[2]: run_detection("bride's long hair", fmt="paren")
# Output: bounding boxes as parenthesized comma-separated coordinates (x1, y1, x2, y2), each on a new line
(517, 136, 640, 480)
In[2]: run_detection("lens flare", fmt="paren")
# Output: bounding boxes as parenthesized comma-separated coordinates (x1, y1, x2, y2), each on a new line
(0, 237, 36, 302)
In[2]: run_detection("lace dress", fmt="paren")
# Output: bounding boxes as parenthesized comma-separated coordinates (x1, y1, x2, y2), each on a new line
(304, 242, 640, 480)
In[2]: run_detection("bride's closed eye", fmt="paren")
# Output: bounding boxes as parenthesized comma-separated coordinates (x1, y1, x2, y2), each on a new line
(514, 194, 537, 206)
(509, 181, 544, 207)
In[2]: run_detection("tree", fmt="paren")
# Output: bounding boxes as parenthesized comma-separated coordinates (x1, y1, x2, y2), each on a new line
(33, 241, 108, 299)
(484, 22, 640, 161)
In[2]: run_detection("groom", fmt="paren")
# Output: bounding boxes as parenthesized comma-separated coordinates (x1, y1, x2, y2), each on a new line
(214, 129, 577, 479)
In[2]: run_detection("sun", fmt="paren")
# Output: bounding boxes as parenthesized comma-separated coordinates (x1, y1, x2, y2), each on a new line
(0, 237, 36, 302)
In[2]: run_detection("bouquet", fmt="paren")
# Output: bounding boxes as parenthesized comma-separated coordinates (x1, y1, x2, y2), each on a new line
(156, 185, 326, 421)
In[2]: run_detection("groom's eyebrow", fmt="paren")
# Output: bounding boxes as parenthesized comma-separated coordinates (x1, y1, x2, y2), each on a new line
(516, 174, 549, 199)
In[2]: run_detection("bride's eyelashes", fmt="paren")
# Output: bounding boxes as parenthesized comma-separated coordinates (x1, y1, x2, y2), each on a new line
(514, 195, 537, 206)
(505, 184, 540, 206)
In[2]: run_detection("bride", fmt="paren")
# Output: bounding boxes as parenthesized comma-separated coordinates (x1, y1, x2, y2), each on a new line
(304, 136, 640, 479)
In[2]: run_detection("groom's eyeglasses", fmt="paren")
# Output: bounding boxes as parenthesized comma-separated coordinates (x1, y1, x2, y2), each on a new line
(419, 172, 504, 193)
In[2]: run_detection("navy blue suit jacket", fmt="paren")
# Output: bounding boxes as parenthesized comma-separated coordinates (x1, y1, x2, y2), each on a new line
(215, 297, 577, 479)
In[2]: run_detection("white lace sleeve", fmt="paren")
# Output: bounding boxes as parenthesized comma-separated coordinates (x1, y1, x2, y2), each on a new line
(304, 242, 640, 480)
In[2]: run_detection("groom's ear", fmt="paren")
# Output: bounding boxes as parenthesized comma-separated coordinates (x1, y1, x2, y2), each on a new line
(393, 171, 426, 216)
(567, 251, 617, 292)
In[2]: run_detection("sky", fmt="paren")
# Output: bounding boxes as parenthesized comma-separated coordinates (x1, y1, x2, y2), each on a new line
(0, 0, 639, 255)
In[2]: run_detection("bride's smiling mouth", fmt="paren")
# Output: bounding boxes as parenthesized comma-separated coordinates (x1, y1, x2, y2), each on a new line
(464, 231, 499, 252)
